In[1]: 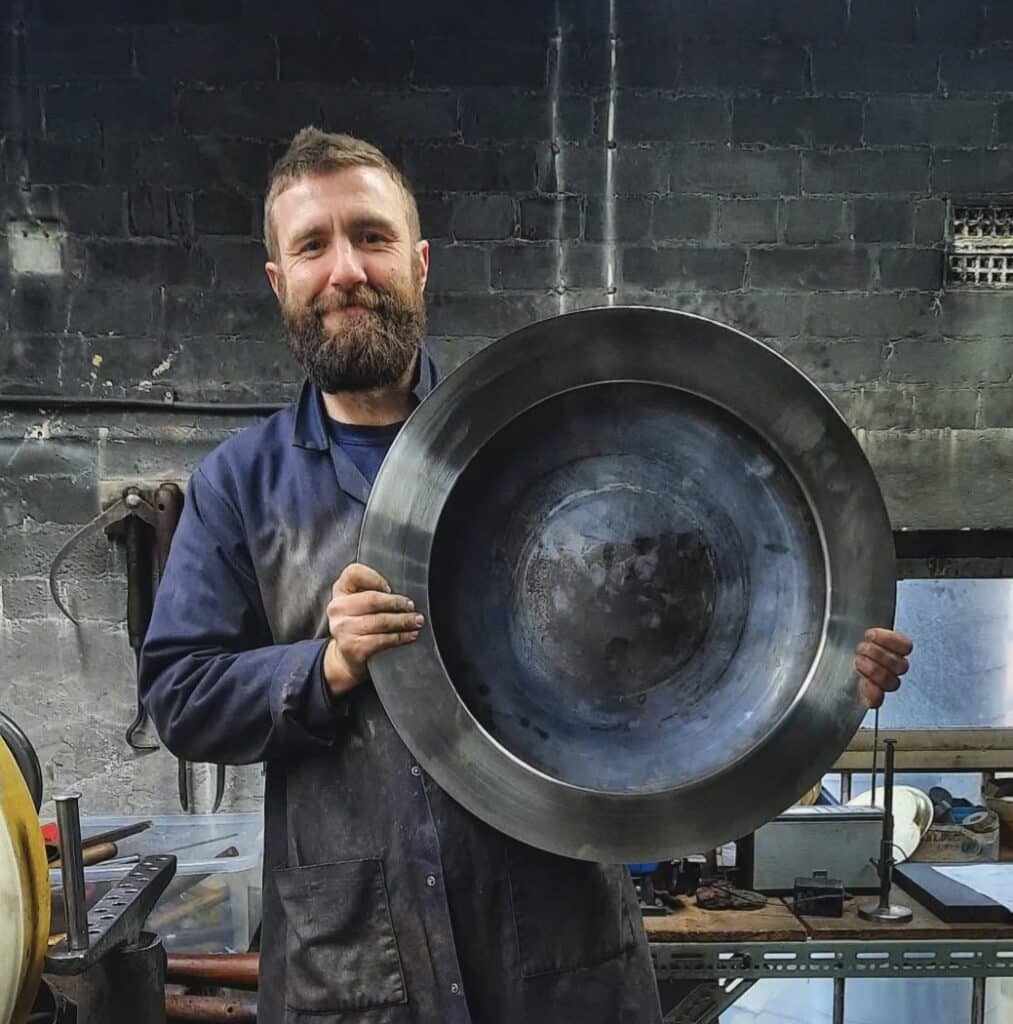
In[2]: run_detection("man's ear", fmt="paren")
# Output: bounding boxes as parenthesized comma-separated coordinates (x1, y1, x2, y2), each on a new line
(265, 261, 282, 300)
(415, 239, 430, 292)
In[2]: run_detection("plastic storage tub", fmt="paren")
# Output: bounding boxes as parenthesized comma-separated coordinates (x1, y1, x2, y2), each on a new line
(47, 812, 262, 953)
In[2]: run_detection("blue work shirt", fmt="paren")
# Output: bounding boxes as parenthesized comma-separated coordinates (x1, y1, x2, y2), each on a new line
(140, 350, 661, 1024)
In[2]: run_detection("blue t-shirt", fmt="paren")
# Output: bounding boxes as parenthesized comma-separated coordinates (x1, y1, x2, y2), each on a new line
(326, 418, 404, 486)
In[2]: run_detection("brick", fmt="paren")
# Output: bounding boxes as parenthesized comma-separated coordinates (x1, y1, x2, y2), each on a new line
(733, 99, 862, 147)
(10, 278, 68, 333)
(803, 150, 930, 195)
(414, 38, 547, 88)
(427, 244, 490, 291)
(425, 336, 490, 375)
(559, 243, 609, 288)
(668, 147, 800, 197)
(170, 338, 301, 394)
(750, 247, 872, 290)
(943, 50, 1013, 94)
(985, 2, 1013, 43)
(979, 386, 1013, 427)
(879, 249, 943, 291)
(777, 340, 884, 383)
(847, 0, 916, 43)
(178, 0, 245, 22)
(520, 197, 582, 240)
(812, 47, 938, 94)
(427, 291, 556, 336)
(888, 340, 1013, 385)
(652, 197, 715, 242)
(866, 98, 995, 148)
(0, 438, 94, 478)
(991, 103, 1013, 145)
(585, 198, 651, 242)
(805, 293, 938, 338)
(56, 186, 125, 236)
(278, 32, 412, 85)
(463, 91, 591, 142)
(315, 90, 460, 149)
(0, 474, 98, 526)
(31, 0, 173, 22)
(782, 199, 847, 244)
(66, 286, 160, 336)
(623, 247, 746, 291)
(636, 290, 805, 339)
(26, 138, 102, 185)
(179, 84, 325, 139)
(450, 195, 516, 241)
(45, 84, 176, 139)
(616, 37, 679, 90)
(909, 388, 978, 429)
(557, 34, 609, 91)
(679, 41, 809, 94)
(95, 437, 215, 479)
(132, 137, 270, 191)
(841, 386, 914, 430)
(933, 150, 1013, 194)
(135, 26, 277, 84)
(0, 522, 115, 579)
(914, 199, 948, 247)
(25, 27, 133, 80)
(194, 191, 255, 236)
(717, 199, 777, 244)
(554, 146, 667, 196)
(917, 0, 985, 47)
(403, 145, 538, 193)
(609, 95, 729, 144)
(128, 188, 190, 238)
(416, 195, 453, 240)
(201, 239, 269, 291)
(2, 578, 56, 620)
(84, 241, 213, 287)
(491, 244, 561, 290)
(852, 199, 913, 244)
(163, 288, 280, 339)
(938, 291, 1013, 338)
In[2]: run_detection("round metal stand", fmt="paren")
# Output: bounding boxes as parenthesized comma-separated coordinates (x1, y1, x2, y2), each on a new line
(858, 903, 914, 923)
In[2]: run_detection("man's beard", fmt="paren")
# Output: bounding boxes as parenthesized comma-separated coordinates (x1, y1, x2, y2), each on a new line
(281, 275, 427, 393)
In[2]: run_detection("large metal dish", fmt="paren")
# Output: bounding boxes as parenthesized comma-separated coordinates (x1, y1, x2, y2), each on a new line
(361, 307, 895, 862)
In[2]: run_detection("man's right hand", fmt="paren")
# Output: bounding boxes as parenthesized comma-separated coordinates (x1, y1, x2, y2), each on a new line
(322, 562, 425, 697)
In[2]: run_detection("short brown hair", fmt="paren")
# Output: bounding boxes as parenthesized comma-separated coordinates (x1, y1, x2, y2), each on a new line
(263, 126, 421, 261)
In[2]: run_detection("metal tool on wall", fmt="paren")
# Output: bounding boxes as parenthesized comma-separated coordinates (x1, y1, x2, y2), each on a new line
(153, 483, 226, 814)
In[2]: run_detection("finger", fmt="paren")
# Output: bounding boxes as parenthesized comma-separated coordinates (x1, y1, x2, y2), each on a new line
(335, 562, 391, 596)
(864, 628, 913, 657)
(856, 641, 909, 678)
(333, 591, 416, 617)
(358, 630, 421, 661)
(342, 612, 426, 637)
(860, 678, 884, 709)
(854, 654, 900, 692)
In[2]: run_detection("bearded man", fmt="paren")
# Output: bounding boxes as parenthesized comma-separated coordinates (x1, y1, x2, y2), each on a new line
(140, 127, 913, 1024)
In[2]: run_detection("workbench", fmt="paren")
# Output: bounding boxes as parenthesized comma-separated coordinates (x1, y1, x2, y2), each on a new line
(646, 891, 1013, 1024)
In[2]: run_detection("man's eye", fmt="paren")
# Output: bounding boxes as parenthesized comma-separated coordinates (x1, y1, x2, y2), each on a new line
(362, 232, 384, 244)
(303, 239, 324, 252)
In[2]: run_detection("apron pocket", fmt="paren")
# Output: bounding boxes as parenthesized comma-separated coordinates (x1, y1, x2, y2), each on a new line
(273, 859, 408, 1012)
(506, 843, 635, 978)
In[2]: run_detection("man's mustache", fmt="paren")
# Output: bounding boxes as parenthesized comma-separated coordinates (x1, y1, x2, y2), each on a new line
(312, 287, 383, 315)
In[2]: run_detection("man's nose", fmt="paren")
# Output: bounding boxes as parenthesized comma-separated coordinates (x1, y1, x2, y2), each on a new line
(326, 240, 368, 290)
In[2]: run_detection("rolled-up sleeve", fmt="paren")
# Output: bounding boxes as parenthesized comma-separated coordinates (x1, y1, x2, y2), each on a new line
(139, 466, 348, 765)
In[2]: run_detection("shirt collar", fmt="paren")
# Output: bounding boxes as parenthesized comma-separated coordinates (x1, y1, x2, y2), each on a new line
(291, 344, 440, 452)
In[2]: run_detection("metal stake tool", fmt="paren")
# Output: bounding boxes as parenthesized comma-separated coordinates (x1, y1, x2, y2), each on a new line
(858, 738, 913, 923)
(54, 792, 90, 951)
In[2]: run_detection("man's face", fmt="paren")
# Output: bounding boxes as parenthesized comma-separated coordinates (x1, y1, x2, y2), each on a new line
(265, 166, 430, 393)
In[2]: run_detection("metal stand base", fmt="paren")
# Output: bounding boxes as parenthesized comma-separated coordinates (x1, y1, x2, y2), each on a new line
(858, 902, 913, 923)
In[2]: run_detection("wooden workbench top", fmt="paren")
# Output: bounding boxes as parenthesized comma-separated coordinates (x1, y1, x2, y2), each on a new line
(644, 893, 1013, 943)
(642, 895, 807, 942)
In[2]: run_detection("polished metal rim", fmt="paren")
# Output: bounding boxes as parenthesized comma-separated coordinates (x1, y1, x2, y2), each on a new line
(360, 307, 895, 862)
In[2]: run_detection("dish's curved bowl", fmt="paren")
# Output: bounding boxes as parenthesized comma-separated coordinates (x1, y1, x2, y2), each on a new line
(361, 307, 895, 861)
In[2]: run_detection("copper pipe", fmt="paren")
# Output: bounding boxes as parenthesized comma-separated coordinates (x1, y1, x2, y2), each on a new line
(166, 953, 260, 991)
(165, 993, 256, 1022)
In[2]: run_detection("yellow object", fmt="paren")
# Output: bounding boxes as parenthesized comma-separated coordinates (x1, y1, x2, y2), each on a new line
(0, 738, 50, 1024)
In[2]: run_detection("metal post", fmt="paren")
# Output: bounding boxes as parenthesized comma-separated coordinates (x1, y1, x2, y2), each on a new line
(970, 976, 986, 1024)
(833, 977, 845, 1024)
(840, 771, 852, 802)
(53, 792, 89, 951)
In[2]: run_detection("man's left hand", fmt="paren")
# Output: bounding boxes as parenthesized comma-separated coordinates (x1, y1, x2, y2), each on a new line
(855, 628, 913, 708)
